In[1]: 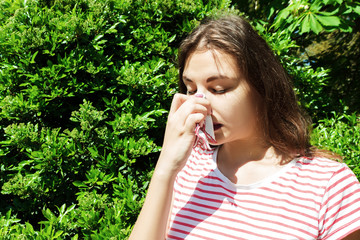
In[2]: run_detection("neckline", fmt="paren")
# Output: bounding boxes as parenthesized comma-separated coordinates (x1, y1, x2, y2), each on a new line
(211, 147, 298, 190)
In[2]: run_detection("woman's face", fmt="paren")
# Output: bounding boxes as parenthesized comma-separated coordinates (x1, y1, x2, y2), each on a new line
(182, 49, 261, 145)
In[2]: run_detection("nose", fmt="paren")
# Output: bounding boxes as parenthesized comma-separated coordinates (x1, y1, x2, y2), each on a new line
(195, 89, 214, 101)
(194, 91, 213, 115)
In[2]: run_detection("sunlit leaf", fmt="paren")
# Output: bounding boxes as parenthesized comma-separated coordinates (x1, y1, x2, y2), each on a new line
(316, 15, 341, 26)
(310, 14, 323, 34)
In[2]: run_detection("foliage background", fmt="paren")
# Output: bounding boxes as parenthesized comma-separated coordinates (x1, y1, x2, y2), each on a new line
(0, 0, 359, 238)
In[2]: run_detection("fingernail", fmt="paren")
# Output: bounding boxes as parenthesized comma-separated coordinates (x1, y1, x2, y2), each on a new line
(195, 92, 204, 98)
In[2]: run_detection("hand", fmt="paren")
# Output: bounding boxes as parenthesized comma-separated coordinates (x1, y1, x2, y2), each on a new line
(129, 93, 211, 240)
(156, 93, 211, 176)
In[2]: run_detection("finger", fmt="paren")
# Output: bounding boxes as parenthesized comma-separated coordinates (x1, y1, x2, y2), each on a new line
(184, 113, 207, 133)
(173, 101, 209, 126)
(168, 93, 189, 117)
(169, 94, 212, 117)
(193, 96, 212, 115)
(179, 96, 211, 115)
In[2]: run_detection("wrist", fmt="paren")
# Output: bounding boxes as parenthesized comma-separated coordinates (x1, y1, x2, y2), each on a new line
(152, 168, 177, 184)
(154, 153, 184, 181)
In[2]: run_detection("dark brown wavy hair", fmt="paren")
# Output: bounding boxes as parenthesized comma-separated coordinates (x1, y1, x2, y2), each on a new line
(178, 14, 339, 161)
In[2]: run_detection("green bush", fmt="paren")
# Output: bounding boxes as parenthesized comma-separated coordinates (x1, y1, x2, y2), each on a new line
(311, 112, 360, 179)
(0, 0, 359, 238)
(254, 20, 333, 121)
(0, 0, 235, 238)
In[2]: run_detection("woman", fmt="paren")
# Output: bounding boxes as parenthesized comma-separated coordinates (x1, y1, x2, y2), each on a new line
(130, 15, 360, 239)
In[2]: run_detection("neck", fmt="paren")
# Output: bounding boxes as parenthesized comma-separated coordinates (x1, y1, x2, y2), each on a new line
(218, 138, 284, 168)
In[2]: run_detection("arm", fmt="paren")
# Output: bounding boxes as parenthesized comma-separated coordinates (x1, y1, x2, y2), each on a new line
(129, 94, 211, 240)
(128, 161, 176, 240)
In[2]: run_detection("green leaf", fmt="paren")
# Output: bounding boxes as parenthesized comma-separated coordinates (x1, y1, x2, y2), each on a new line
(53, 230, 64, 238)
(25, 222, 35, 233)
(353, 6, 360, 15)
(268, 7, 275, 20)
(168, 34, 176, 43)
(310, 15, 323, 34)
(72, 181, 87, 188)
(87, 146, 99, 158)
(300, 15, 311, 34)
(277, 9, 290, 21)
(311, 0, 323, 12)
(42, 208, 55, 221)
(316, 15, 341, 26)
(320, 8, 340, 16)
(273, 9, 290, 29)
(105, 22, 120, 34)
(93, 34, 104, 42)
(30, 51, 38, 64)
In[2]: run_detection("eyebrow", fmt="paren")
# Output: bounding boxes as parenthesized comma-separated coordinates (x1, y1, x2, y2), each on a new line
(182, 75, 230, 83)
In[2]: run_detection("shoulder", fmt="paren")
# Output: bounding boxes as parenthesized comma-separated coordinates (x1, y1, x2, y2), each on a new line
(293, 157, 360, 207)
(295, 156, 344, 168)
(287, 157, 360, 192)
(304, 158, 360, 239)
(293, 156, 353, 178)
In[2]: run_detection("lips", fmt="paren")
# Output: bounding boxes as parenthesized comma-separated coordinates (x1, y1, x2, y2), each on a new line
(213, 123, 223, 131)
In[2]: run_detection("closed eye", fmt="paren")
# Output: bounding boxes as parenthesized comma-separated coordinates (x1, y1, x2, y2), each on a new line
(212, 89, 226, 94)
(187, 90, 197, 95)
(187, 89, 226, 95)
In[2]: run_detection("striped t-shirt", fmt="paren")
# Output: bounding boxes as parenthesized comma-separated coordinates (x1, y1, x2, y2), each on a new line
(167, 145, 360, 240)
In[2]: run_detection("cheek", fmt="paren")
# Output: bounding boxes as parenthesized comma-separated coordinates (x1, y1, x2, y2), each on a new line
(236, 103, 257, 128)
(218, 99, 255, 126)
(226, 95, 259, 132)
(212, 84, 259, 129)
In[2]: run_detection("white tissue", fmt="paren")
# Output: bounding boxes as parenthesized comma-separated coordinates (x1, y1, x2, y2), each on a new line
(193, 92, 216, 149)
(204, 115, 215, 141)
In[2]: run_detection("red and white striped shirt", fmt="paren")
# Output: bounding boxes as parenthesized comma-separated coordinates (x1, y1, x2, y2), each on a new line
(167, 145, 360, 240)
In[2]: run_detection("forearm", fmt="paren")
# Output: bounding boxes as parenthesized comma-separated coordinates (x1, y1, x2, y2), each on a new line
(129, 93, 209, 239)
(129, 158, 177, 240)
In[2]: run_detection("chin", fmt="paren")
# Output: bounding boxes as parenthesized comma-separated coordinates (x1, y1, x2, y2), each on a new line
(214, 133, 253, 146)
(210, 136, 226, 146)
(210, 142, 223, 147)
